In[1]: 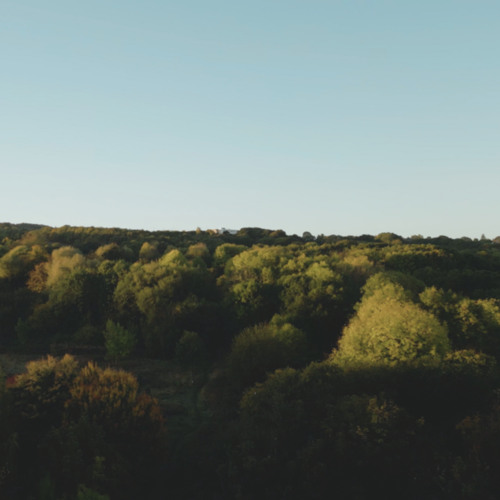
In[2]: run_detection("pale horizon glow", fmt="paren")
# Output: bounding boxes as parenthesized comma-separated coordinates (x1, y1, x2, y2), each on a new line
(1, 1, 499, 239)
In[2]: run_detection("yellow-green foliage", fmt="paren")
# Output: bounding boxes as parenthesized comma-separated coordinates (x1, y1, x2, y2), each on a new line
(138, 241, 159, 262)
(17, 354, 79, 386)
(45, 246, 86, 288)
(0, 244, 45, 280)
(420, 287, 500, 356)
(26, 262, 49, 292)
(361, 271, 424, 303)
(213, 243, 247, 266)
(12, 356, 163, 433)
(13, 355, 79, 422)
(332, 286, 450, 367)
(340, 248, 377, 280)
(379, 243, 451, 275)
(443, 349, 497, 377)
(158, 248, 187, 267)
(454, 298, 500, 346)
(225, 246, 288, 284)
(186, 242, 209, 261)
(94, 242, 128, 261)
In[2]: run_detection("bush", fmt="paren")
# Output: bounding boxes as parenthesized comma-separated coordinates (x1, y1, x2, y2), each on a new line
(227, 321, 307, 392)
(103, 321, 136, 361)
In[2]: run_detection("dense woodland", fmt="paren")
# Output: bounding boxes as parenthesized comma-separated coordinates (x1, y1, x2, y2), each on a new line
(2, 222, 500, 499)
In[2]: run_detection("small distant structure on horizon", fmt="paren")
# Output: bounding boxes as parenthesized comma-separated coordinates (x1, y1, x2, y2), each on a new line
(217, 227, 238, 235)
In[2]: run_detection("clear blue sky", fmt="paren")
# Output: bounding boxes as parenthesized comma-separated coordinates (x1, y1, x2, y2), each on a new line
(1, 0, 499, 238)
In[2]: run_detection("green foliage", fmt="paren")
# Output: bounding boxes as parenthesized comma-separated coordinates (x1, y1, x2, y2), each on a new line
(361, 271, 425, 302)
(375, 232, 402, 244)
(382, 243, 451, 274)
(175, 331, 207, 368)
(138, 241, 159, 262)
(233, 365, 423, 500)
(420, 287, 500, 358)
(0, 245, 45, 282)
(452, 298, 500, 356)
(453, 397, 500, 497)
(221, 244, 352, 351)
(213, 243, 247, 267)
(4, 223, 500, 498)
(38, 474, 56, 500)
(0, 368, 17, 494)
(26, 261, 49, 292)
(221, 246, 285, 325)
(17, 267, 114, 348)
(419, 285, 453, 313)
(12, 355, 79, 425)
(94, 243, 130, 261)
(45, 246, 87, 289)
(340, 247, 377, 281)
(332, 286, 450, 367)
(443, 349, 497, 377)
(103, 320, 136, 361)
(158, 248, 187, 267)
(186, 242, 210, 265)
(227, 320, 307, 392)
(67, 362, 164, 436)
(9, 355, 164, 499)
(76, 485, 110, 500)
(278, 256, 347, 349)
(113, 253, 215, 356)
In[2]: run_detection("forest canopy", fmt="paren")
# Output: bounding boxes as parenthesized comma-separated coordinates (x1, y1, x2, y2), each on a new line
(2, 223, 500, 499)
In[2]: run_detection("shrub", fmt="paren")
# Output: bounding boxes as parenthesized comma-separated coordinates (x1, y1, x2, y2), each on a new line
(103, 321, 136, 361)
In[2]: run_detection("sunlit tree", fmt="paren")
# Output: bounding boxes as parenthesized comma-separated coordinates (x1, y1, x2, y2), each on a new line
(332, 286, 450, 367)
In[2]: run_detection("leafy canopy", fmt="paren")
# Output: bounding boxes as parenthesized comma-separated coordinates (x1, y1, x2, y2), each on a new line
(332, 285, 450, 367)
